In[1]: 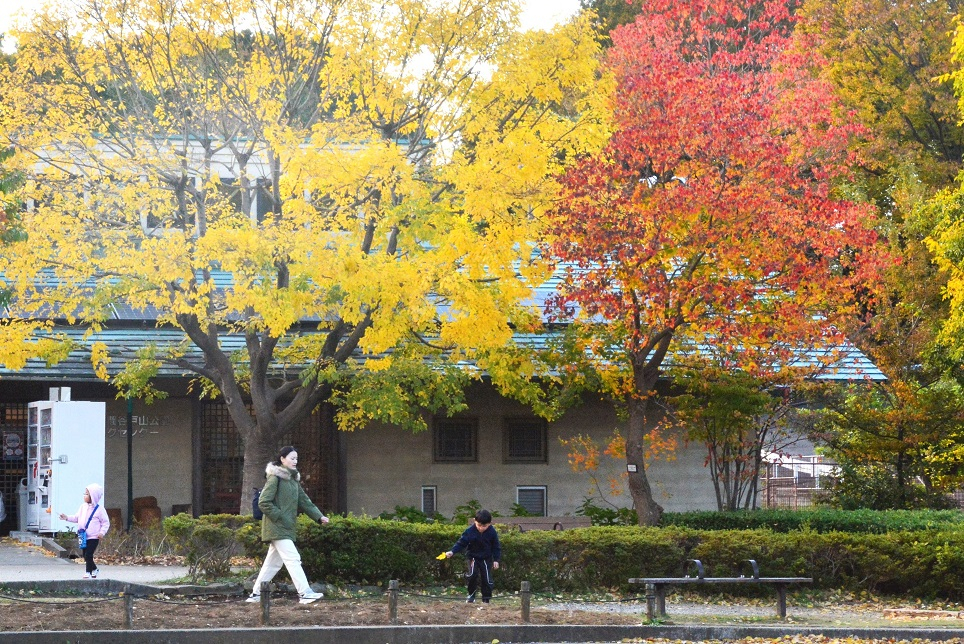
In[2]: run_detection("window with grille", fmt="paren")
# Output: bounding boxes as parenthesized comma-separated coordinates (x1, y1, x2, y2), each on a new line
(421, 486, 437, 517)
(201, 402, 309, 515)
(503, 418, 547, 463)
(516, 486, 547, 517)
(200, 404, 244, 515)
(433, 418, 478, 463)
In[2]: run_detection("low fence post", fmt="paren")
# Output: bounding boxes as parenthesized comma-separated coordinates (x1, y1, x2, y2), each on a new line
(124, 585, 134, 629)
(388, 579, 399, 625)
(645, 583, 656, 622)
(520, 581, 531, 623)
(259, 582, 271, 626)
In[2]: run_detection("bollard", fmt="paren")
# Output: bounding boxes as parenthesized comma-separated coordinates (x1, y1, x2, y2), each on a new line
(388, 579, 399, 625)
(124, 585, 134, 629)
(645, 582, 656, 622)
(259, 582, 271, 626)
(520, 581, 531, 623)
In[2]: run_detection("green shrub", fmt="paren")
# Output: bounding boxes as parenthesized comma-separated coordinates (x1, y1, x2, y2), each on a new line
(377, 505, 440, 523)
(661, 508, 964, 533)
(821, 463, 958, 511)
(163, 513, 254, 581)
(449, 499, 501, 524)
(223, 511, 964, 599)
(576, 497, 638, 526)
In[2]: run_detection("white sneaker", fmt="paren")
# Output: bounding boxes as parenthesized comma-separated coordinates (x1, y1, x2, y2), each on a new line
(82, 573, 91, 579)
(245, 594, 261, 603)
(91, 569, 99, 578)
(299, 591, 323, 604)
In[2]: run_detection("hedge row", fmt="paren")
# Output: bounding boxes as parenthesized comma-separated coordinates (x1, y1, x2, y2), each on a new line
(660, 508, 964, 533)
(223, 515, 964, 599)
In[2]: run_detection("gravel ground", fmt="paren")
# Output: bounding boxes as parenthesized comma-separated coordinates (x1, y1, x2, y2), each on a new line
(539, 596, 964, 629)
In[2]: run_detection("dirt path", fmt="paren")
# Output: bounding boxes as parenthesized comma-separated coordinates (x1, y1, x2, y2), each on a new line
(3, 590, 964, 632)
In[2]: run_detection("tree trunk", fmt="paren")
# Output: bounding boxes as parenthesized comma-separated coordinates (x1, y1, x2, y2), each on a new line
(626, 394, 664, 526)
(240, 430, 281, 515)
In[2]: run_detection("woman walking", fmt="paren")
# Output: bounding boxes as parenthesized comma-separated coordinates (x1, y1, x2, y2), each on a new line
(247, 446, 328, 604)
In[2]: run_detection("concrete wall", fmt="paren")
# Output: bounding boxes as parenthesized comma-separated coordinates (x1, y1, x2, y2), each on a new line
(103, 397, 193, 525)
(344, 385, 719, 518)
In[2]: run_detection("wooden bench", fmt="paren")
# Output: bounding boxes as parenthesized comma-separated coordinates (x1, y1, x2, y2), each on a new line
(629, 559, 812, 620)
(488, 516, 593, 531)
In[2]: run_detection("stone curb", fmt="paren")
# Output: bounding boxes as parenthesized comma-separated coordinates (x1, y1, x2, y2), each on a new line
(3, 624, 964, 644)
(41, 537, 69, 558)
(0, 579, 242, 597)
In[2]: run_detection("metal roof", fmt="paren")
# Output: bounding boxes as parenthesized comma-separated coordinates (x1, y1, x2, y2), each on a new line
(0, 326, 885, 382)
(1, 266, 886, 382)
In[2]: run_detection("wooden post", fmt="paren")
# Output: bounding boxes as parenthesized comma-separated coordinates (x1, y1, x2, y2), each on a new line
(520, 581, 531, 623)
(388, 579, 399, 625)
(259, 582, 271, 626)
(124, 585, 134, 629)
(645, 582, 656, 622)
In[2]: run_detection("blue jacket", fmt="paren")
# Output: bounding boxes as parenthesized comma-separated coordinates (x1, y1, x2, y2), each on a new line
(450, 524, 501, 562)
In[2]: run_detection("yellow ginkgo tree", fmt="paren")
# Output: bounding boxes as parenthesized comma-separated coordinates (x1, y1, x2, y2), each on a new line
(0, 0, 610, 510)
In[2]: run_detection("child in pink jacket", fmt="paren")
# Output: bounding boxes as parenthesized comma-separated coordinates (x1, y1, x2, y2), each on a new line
(59, 483, 110, 579)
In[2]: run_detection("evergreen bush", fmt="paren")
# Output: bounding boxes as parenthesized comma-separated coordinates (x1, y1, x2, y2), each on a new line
(163, 512, 254, 581)
(660, 508, 964, 533)
(221, 511, 964, 598)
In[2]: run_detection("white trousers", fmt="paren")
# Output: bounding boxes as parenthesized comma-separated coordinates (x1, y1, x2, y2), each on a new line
(252, 539, 312, 596)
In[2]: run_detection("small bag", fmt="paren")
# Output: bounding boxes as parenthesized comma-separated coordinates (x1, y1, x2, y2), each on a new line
(77, 503, 98, 550)
(252, 488, 263, 520)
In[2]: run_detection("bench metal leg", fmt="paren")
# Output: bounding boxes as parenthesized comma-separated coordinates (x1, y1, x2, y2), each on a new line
(775, 583, 787, 618)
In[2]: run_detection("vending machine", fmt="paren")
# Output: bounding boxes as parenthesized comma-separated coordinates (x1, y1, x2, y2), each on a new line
(25, 388, 106, 533)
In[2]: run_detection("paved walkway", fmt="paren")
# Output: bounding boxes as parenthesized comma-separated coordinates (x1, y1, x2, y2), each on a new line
(0, 534, 189, 584)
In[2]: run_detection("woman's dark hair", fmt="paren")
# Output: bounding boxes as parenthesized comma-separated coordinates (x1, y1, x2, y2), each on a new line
(273, 445, 296, 466)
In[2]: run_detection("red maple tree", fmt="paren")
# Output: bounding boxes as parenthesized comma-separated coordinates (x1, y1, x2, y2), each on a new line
(547, 0, 883, 524)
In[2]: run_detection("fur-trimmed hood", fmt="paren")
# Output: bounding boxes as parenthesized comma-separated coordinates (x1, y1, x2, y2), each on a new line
(265, 462, 300, 481)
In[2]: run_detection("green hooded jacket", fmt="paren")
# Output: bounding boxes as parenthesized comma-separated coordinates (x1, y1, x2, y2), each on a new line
(257, 462, 324, 542)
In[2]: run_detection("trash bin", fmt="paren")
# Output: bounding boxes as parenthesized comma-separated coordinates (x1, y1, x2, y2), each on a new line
(18, 478, 29, 532)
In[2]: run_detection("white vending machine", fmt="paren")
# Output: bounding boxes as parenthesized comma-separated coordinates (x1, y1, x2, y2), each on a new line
(25, 388, 106, 533)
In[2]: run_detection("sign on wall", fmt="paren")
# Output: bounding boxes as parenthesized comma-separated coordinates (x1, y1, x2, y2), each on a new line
(106, 414, 173, 438)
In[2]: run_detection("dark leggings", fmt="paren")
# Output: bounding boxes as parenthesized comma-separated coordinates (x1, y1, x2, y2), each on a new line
(83, 538, 100, 573)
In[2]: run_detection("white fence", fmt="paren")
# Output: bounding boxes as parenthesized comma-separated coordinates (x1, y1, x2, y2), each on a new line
(760, 455, 834, 509)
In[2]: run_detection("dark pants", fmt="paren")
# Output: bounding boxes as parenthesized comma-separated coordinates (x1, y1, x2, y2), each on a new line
(465, 557, 494, 602)
(83, 538, 100, 573)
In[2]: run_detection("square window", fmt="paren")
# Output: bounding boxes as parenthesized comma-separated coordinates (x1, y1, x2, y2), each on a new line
(516, 486, 547, 516)
(503, 418, 547, 463)
(433, 418, 478, 463)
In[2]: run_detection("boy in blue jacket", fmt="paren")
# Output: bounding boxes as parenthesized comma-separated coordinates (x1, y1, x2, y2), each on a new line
(445, 509, 501, 603)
